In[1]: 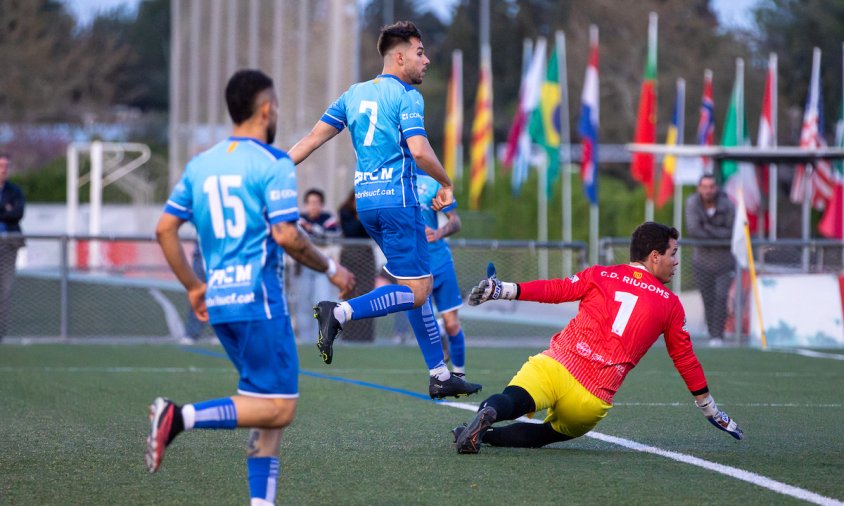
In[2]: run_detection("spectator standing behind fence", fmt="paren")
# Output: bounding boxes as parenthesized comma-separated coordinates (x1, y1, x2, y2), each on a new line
(295, 188, 340, 339)
(147, 69, 354, 504)
(336, 190, 375, 342)
(0, 153, 25, 341)
(685, 174, 735, 346)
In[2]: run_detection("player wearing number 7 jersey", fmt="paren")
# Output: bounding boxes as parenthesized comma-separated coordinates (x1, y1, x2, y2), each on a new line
(288, 21, 481, 399)
(454, 222, 743, 454)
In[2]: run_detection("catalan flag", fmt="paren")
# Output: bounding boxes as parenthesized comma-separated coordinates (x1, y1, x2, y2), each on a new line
(469, 52, 493, 210)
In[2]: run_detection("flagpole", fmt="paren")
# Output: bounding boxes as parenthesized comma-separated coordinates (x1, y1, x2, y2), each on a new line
(480, 0, 494, 186)
(802, 48, 822, 271)
(644, 12, 657, 222)
(537, 41, 549, 279)
(673, 78, 685, 293)
(455, 49, 464, 187)
(589, 25, 600, 265)
(557, 30, 572, 275)
(744, 219, 767, 348)
(769, 53, 778, 240)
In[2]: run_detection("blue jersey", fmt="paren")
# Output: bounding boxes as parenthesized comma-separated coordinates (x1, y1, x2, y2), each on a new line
(320, 74, 427, 212)
(416, 173, 456, 276)
(164, 137, 299, 324)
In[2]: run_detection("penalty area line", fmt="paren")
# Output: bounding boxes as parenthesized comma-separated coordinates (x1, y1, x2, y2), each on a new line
(441, 401, 843, 506)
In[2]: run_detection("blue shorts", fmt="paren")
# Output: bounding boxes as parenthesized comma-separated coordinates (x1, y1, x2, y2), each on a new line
(358, 207, 431, 279)
(432, 261, 463, 313)
(212, 318, 299, 398)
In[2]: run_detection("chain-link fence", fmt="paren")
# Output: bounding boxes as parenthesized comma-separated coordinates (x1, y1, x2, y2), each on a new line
(599, 237, 844, 344)
(7, 234, 840, 347)
(3, 235, 586, 347)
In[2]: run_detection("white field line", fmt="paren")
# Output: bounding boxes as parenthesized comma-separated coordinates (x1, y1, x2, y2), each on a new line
(791, 349, 844, 361)
(441, 401, 844, 506)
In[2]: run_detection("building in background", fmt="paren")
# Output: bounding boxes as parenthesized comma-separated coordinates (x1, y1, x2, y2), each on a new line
(169, 0, 359, 208)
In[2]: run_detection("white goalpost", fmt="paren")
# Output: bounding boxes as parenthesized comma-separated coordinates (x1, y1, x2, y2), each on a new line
(66, 140, 151, 268)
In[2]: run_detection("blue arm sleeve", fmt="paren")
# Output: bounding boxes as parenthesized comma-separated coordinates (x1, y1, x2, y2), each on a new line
(320, 93, 347, 132)
(164, 170, 193, 220)
(399, 91, 427, 139)
(266, 157, 300, 224)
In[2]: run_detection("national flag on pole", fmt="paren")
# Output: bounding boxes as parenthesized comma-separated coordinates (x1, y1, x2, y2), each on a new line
(790, 47, 834, 210)
(697, 69, 716, 173)
(469, 52, 493, 210)
(657, 79, 683, 208)
(578, 26, 599, 205)
(721, 59, 762, 226)
(731, 187, 749, 269)
(443, 50, 463, 182)
(529, 45, 562, 197)
(818, 107, 844, 238)
(757, 59, 776, 153)
(504, 38, 547, 196)
(630, 12, 657, 199)
(754, 54, 777, 234)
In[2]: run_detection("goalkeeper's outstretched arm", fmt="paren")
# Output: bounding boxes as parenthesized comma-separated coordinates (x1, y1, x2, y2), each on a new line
(694, 391, 744, 440)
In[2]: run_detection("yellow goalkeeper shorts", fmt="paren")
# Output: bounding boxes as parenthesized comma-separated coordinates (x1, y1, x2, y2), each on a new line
(508, 353, 612, 438)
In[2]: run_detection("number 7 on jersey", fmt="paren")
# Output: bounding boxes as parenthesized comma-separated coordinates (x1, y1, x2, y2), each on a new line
(612, 291, 638, 336)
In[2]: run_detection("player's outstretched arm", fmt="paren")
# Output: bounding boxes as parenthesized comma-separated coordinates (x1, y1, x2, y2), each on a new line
(694, 393, 744, 440)
(288, 121, 341, 165)
(468, 262, 519, 306)
(406, 135, 453, 210)
(272, 221, 355, 298)
(156, 213, 208, 321)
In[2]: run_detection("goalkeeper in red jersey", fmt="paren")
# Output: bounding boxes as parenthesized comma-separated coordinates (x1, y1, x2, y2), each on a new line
(454, 222, 743, 454)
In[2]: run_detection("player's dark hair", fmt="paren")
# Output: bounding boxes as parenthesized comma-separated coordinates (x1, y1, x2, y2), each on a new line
(304, 188, 325, 204)
(629, 222, 679, 262)
(377, 21, 422, 57)
(225, 69, 274, 125)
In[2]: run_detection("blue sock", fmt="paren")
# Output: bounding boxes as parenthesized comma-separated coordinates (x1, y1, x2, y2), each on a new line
(347, 285, 415, 320)
(449, 329, 466, 368)
(406, 299, 446, 370)
(247, 456, 279, 504)
(183, 397, 237, 429)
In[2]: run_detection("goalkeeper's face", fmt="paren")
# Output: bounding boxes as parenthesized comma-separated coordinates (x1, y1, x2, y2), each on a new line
(653, 238, 679, 284)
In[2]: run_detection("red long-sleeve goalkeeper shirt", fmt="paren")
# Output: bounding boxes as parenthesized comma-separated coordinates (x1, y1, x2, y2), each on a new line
(517, 263, 707, 404)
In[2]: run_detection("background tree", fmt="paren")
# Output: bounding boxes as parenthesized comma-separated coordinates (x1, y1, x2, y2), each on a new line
(0, 0, 129, 122)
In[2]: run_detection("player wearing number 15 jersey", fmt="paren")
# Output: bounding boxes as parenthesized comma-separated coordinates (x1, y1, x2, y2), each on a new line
(454, 222, 744, 454)
(148, 70, 353, 503)
(289, 21, 481, 399)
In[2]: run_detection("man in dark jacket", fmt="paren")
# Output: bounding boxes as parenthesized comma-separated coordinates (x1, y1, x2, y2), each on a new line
(684, 174, 734, 345)
(0, 153, 25, 339)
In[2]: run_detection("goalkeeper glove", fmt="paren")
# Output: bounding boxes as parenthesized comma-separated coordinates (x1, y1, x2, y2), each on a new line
(468, 262, 518, 306)
(695, 394, 744, 440)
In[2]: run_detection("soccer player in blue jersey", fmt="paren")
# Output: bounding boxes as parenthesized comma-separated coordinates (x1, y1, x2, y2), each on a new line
(147, 70, 354, 504)
(416, 171, 471, 377)
(288, 21, 481, 399)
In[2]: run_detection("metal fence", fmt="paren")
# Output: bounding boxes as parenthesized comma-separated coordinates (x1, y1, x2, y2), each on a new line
(6, 233, 839, 346)
(2, 234, 587, 345)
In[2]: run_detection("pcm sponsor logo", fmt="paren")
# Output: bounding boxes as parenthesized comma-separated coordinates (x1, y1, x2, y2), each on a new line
(355, 167, 394, 185)
(208, 264, 253, 288)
